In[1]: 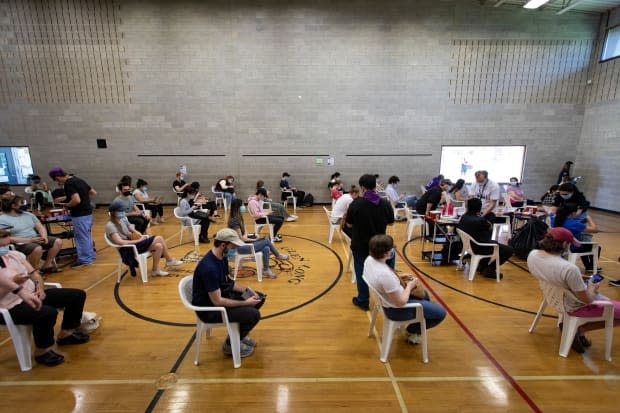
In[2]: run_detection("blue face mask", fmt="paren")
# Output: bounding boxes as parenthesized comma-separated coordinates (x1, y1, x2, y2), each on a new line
(0, 246, 10, 256)
(560, 194, 572, 200)
(510, 180, 517, 186)
(240, 205, 247, 214)
(225, 248, 236, 259)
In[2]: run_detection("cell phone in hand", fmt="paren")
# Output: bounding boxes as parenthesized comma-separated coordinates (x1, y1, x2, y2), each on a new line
(590, 274, 604, 284)
(241, 288, 256, 300)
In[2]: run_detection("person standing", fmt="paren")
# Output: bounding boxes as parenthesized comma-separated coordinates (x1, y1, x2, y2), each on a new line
(346, 174, 394, 311)
(192, 228, 265, 358)
(469, 170, 500, 218)
(48, 168, 96, 268)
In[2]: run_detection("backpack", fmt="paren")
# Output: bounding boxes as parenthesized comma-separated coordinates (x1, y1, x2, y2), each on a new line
(509, 217, 549, 259)
(303, 193, 314, 207)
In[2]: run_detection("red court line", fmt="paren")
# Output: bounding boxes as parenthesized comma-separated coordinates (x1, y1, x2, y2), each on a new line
(397, 250, 543, 413)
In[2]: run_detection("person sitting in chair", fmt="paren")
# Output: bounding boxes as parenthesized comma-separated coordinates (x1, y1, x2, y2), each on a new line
(279, 172, 306, 208)
(133, 179, 165, 224)
(527, 227, 620, 354)
(106, 203, 182, 277)
(363, 234, 446, 345)
(0, 229, 90, 367)
(0, 196, 63, 274)
(113, 183, 151, 234)
(248, 188, 284, 242)
(458, 198, 513, 279)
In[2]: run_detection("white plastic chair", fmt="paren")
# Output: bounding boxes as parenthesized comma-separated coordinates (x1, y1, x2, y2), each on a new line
(173, 207, 201, 247)
(232, 243, 264, 282)
(340, 231, 355, 283)
(104, 233, 150, 283)
(456, 228, 501, 282)
(528, 279, 613, 360)
(282, 189, 297, 213)
(567, 242, 599, 273)
(323, 206, 340, 244)
(211, 186, 228, 213)
(178, 276, 242, 368)
(253, 214, 275, 241)
(0, 282, 61, 371)
(405, 208, 425, 241)
(363, 276, 428, 363)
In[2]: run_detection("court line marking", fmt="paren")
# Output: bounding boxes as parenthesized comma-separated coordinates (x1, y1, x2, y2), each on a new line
(396, 249, 543, 413)
(1, 374, 618, 387)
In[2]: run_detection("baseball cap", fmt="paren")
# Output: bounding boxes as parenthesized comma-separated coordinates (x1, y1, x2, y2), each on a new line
(548, 227, 580, 247)
(214, 228, 244, 246)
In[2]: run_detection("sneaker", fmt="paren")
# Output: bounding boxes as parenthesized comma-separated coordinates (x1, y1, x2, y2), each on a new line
(352, 297, 369, 311)
(264, 269, 277, 279)
(152, 269, 169, 276)
(609, 279, 620, 287)
(273, 235, 283, 243)
(222, 341, 255, 358)
(276, 254, 289, 261)
(166, 259, 183, 267)
(407, 333, 422, 345)
(70, 260, 93, 269)
(285, 216, 297, 222)
(242, 337, 257, 347)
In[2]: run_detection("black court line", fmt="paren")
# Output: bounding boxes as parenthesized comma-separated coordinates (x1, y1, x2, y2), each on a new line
(139, 235, 343, 412)
(114, 234, 343, 324)
(396, 248, 543, 413)
(400, 239, 556, 319)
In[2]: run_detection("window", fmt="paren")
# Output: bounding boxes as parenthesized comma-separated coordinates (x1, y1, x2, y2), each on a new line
(0, 147, 34, 185)
(601, 25, 620, 62)
(439, 145, 526, 184)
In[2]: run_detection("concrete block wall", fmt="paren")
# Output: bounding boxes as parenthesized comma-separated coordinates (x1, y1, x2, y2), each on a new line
(1, 0, 615, 210)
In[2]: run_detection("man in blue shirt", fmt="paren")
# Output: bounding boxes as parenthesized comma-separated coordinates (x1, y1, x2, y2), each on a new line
(192, 228, 265, 357)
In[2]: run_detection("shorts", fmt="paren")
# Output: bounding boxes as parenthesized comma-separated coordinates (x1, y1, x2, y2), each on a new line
(13, 236, 60, 255)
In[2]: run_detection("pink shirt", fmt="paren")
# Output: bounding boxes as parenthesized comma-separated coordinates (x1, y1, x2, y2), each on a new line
(0, 251, 35, 310)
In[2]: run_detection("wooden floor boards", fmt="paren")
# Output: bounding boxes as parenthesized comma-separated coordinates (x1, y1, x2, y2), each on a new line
(1, 206, 619, 413)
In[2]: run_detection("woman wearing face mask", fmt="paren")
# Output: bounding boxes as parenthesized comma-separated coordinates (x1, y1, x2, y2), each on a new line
(506, 177, 526, 207)
(178, 187, 211, 243)
(552, 182, 590, 216)
(227, 198, 289, 279)
(133, 179, 165, 224)
(106, 203, 182, 276)
(552, 203, 600, 273)
(0, 229, 91, 366)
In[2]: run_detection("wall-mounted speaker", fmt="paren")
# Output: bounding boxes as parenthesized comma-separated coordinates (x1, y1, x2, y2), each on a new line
(97, 139, 107, 148)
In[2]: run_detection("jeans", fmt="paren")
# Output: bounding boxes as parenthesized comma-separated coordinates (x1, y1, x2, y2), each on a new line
(405, 195, 418, 209)
(2, 288, 86, 349)
(383, 292, 447, 335)
(237, 238, 280, 271)
(223, 192, 234, 209)
(72, 214, 96, 264)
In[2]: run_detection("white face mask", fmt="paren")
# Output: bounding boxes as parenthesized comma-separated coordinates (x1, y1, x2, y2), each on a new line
(240, 205, 247, 213)
(510, 180, 517, 185)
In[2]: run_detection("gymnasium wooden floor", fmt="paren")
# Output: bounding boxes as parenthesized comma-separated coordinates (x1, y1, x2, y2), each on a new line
(1, 206, 619, 413)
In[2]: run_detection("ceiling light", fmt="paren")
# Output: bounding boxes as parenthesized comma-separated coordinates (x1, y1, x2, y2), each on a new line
(523, 0, 551, 9)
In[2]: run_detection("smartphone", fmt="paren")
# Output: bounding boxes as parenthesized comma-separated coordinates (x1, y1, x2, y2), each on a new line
(590, 274, 604, 283)
(241, 288, 256, 300)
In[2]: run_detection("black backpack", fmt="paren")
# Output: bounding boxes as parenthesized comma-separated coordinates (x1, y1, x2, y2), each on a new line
(303, 193, 314, 207)
(509, 217, 549, 259)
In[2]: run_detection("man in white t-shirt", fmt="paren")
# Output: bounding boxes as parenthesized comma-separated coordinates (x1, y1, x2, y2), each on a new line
(469, 170, 500, 217)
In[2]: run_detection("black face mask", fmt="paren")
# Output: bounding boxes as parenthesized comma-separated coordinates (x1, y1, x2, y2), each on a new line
(122, 191, 132, 196)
